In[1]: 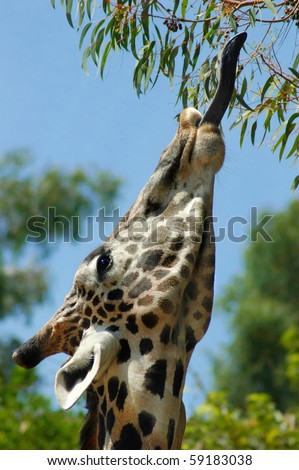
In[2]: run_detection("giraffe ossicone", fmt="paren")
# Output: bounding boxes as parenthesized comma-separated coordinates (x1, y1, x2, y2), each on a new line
(13, 32, 247, 450)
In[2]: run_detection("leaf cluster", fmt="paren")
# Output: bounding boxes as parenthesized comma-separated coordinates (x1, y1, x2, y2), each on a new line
(0, 363, 82, 449)
(52, 1, 298, 187)
(183, 391, 299, 449)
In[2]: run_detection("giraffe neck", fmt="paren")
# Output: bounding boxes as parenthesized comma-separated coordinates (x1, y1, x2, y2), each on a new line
(77, 199, 216, 450)
(80, 352, 187, 450)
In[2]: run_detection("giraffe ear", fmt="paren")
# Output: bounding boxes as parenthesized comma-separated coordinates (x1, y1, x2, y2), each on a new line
(55, 327, 120, 410)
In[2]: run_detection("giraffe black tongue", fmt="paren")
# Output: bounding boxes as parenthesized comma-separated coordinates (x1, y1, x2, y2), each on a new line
(200, 31, 247, 127)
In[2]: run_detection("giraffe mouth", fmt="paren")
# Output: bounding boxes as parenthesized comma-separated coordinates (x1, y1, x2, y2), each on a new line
(12, 324, 54, 368)
(12, 337, 45, 368)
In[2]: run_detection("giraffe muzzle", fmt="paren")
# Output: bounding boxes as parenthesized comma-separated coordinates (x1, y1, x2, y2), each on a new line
(12, 337, 44, 368)
(12, 323, 54, 368)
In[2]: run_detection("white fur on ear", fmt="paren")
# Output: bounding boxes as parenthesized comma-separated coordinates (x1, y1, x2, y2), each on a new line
(55, 326, 120, 410)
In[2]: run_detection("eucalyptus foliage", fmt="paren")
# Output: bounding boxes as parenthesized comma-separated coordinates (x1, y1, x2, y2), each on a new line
(51, 1, 298, 187)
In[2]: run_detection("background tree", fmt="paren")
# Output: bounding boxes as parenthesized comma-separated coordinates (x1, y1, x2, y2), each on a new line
(212, 199, 299, 411)
(0, 150, 122, 449)
(51, 0, 298, 186)
(0, 341, 83, 449)
(183, 392, 299, 449)
(0, 150, 122, 321)
(183, 200, 299, 450)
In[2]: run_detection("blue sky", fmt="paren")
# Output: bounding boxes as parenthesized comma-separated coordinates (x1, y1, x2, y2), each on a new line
(1, 1, 298, 415)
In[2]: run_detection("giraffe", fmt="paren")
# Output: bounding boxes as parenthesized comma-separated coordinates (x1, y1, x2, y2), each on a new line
(13, 32, 247, 450)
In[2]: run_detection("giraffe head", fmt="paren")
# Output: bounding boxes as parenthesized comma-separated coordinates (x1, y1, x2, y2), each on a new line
(13, 33, 246, 449)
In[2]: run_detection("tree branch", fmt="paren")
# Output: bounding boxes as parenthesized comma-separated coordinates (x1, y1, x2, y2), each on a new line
(261, 54, 299, 89)
(222, 0, 266, 7)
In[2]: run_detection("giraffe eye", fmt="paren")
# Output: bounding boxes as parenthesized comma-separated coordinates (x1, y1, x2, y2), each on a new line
(96, 254, 112, 275)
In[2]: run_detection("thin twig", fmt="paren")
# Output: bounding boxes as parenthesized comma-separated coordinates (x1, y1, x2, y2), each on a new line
(261, 54, 299, 89)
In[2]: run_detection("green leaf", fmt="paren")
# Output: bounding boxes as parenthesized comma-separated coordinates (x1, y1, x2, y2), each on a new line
(291, 175, 299, 191)
(173, 0, 180, 15)
(100, 42, 112, 78)
(79, 22, 92, 50)
(204, 74, 211, 99)
(261, 75, 275, 102)
(168, 46, 179, 89)
(87, 0, 97, 20)
(130, 15, 140, 60)
(229, 15, 237, 33)
(279, 139, 288, 160)
(249, 6, 256, 27)
(271, 121, 287, 142)
(133, 41, 156, 95)
(286, 134, 299, 160)
(141, 7, 150, 40)
(264, 108, 274, 132)
(90, 19, 106, 43)
(293, 52, 299, 70)
(50, 0, 56, 8)
(235, 94, 253, 111)
(105, 15, 116, 36)
(264, 0, 278, 18)
(77, 0, 86, 30)
(291, 175, 299, 190)
(95, 28, 105, 56)
(191, 42, 201, 70)
(154, 24, 163, 48)
(240, 76, 247, 98)
(177, 77, 189, 107)
(285, 113, 299, 136)
(251, 121, 257, 145)
(66, 0, 74, 28)
(240, 119, 248, 147)
(275, 113, 299, 159)
(102, 0, 110, 14)
(144, 48, 156, 92)
(181, 0, 188, 19)
(121, 22, 130, 51)
(90, 41, 98, 66)
(81, 45, 91, 75)
(272, 128, 290, 161)
(288, 68, 299, 80)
